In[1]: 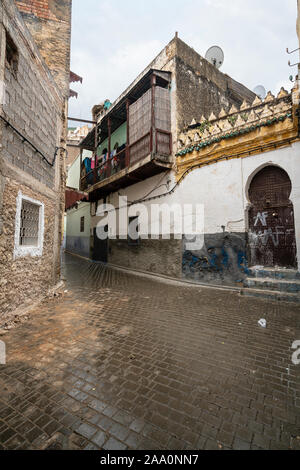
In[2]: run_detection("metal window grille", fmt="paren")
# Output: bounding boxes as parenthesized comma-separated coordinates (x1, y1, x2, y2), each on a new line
(19, 200, 40, 247)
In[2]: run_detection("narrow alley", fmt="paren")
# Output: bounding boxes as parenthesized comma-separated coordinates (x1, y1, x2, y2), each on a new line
(0, 254, 299, 450)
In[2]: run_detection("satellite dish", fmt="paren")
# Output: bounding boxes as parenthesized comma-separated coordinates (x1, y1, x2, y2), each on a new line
(205, 46, 224, 69)
(253, 85, 266, 100)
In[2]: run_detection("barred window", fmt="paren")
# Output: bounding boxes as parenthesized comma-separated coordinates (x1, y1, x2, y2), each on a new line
(19, 200, 40, 247)
(14, 192, 44, 259)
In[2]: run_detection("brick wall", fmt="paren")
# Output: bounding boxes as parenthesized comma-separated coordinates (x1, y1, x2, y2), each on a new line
(15, 1, 59, 21)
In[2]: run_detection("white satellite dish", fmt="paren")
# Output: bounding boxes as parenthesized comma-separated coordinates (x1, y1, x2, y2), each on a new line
(205, 46, 224, 69)
(253, 85, 266, 100)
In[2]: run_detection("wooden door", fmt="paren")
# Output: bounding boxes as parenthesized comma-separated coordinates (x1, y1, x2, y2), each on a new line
(248, 166, 296, 268)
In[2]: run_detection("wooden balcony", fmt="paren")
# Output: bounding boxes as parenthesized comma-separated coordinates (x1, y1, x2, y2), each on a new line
(79, 69, 173, 200)
(80, 129, 172, 199)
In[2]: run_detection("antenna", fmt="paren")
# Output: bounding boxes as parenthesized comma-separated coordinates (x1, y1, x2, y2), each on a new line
(253, 85, 267, 100)
(205, 46, 224, 69)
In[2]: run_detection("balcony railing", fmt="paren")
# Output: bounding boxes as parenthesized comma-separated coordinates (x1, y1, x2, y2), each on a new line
(80, 129, 171, 192)
(80, 148, 126, 191)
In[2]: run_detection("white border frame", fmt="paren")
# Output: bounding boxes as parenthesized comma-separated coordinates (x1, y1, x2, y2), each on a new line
(13, 191, 45, 259)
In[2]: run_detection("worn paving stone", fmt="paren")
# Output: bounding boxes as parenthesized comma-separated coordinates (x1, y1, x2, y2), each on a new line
(103, 437, 127, 451)
(0, 253, 299, 450)
(91, 430, 107, 448)
(74, 423, 97, 440)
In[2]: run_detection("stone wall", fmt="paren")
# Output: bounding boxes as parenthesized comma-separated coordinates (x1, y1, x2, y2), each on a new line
(0, 179, 56, 320)
(0, 0, 70, 321)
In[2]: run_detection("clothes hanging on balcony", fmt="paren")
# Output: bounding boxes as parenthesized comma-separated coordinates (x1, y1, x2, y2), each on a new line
(83, 157, 91, 173)
(91, 156, 98, 170)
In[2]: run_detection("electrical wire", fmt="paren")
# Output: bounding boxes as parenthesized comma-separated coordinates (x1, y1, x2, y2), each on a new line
(0, 114, 66, 167)
(118, 170, 171, 204)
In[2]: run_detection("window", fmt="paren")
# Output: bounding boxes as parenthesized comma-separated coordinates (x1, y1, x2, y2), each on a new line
(80, 216, 85, 233)
(5, 31, 18, 77)
(19, 200, 40, 246)
(128, 216, 140, 246)
(14, 192, 44, 259)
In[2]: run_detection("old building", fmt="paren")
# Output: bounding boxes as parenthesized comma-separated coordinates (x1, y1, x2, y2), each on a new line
(75, 34, 300, 301)
(0, 0, 72, 319)
(76, 36, 254, 267)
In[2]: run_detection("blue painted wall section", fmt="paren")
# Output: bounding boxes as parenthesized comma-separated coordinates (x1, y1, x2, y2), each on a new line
(182, 232, 249, 285)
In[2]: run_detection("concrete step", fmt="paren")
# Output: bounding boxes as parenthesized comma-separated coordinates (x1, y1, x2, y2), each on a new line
(248, 266, 300, 281)
(245, 276, 300, 294)
(240, 287, 300, 304)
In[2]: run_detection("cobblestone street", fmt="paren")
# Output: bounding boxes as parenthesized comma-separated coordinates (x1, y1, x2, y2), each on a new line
(0, 254, 299, 450)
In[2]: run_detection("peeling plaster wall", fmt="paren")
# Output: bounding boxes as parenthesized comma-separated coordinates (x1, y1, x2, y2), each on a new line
(178, 142, 300, 283)
(182, 232, 248, 285)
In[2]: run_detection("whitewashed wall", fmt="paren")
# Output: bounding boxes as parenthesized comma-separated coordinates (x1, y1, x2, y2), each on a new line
(91, 141, 300, 271)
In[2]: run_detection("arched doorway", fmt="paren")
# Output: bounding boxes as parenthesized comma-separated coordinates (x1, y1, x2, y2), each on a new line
(248, 165, 297, 268)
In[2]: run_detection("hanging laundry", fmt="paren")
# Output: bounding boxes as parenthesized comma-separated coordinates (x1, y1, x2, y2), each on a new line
(83, 157, 91, 173)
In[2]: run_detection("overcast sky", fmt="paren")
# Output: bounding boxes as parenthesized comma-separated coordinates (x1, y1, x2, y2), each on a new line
(68, 0, 297, 123)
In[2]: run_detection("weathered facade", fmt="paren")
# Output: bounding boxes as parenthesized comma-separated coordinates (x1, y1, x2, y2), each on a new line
(176, 88, 300, 294)
(0, 0, 72, 320)
(87, 86, 300, 300)
(76, 35, 300, 300)
(77, 36, 255, 272)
